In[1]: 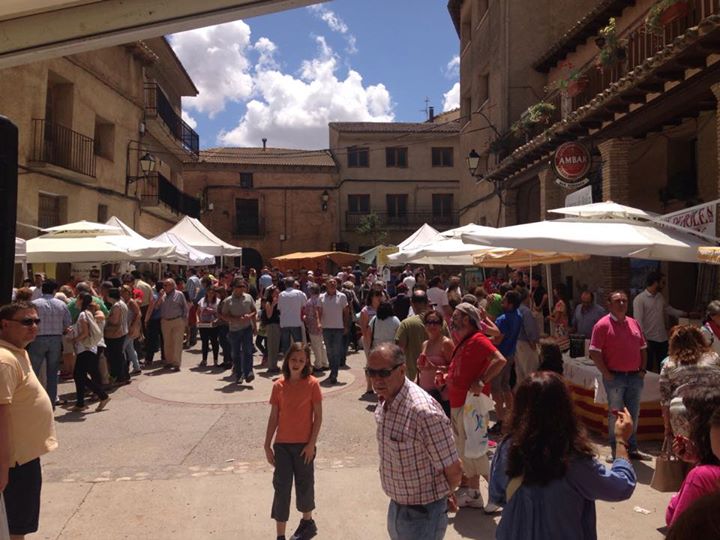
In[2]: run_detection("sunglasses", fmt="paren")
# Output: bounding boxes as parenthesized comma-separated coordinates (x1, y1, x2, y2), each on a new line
(364, 364, 402, 378)
(9, 317, 41, 327)
(425, 320, 442, 326)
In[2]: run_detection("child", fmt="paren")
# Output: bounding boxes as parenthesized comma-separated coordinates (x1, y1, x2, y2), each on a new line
(264, 343, 323, 540)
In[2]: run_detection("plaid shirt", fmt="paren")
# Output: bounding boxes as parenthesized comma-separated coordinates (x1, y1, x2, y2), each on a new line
(32, 294, 71, 336)
(375, 379, 459, 505)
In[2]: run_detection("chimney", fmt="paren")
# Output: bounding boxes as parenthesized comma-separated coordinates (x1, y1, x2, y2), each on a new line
(262, 138, 267, 150)
(428, 106, 435, 122)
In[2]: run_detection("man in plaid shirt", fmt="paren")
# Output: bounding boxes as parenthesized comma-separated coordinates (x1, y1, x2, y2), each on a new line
(368, 344, 462, 540)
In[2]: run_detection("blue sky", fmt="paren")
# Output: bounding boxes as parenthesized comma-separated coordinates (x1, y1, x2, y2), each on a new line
(170, 0, 460, 150)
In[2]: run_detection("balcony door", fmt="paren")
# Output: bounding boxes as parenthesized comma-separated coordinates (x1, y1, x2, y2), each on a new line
(386, 194, 408, 225)
(432, 194, 454, 225)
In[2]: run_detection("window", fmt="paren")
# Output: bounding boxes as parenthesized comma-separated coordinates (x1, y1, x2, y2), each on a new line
(432, 147, 454, 167)
(385, 147, 408, 168)
(38, 193, 64, 229)
(93, 115, 115, 160)
(347, 146, 369, 168)
(239, 173, 254, 188)
(97, 204, 108, 223)
(235, 198, 260, 236)
(386, 194, 408, 222)
(348, 194, 370, 213)
(432, 194, 454, 218)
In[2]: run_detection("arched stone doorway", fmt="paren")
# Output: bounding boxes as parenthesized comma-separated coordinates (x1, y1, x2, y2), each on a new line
(241, 248, 263, 271)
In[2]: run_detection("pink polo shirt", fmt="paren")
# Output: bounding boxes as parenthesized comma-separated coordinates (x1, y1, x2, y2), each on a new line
(589, 313, 647, 372)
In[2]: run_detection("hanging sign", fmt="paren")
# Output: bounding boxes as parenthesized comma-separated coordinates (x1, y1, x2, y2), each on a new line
(564, 185, 593, 207)
(553, 141, 591, 188)
(661, 201, 717, 236)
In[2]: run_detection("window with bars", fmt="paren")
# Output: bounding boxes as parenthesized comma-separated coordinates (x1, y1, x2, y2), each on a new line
(385, 146, 408, 168)
(347, 146, 369, 168)
(38, 194, 63, 229)
(431, 147, 454, 167)
(235, 198, 260, 236)
(239, 173, 254, 188)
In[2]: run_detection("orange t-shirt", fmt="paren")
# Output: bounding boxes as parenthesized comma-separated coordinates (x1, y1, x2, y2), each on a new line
(270, 376, 322, 443)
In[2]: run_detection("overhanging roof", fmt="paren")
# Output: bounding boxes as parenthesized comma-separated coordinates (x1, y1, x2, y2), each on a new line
(0, 0, 325, 70)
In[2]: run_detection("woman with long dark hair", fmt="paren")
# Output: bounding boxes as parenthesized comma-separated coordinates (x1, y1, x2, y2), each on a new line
(491, 372, 636, 539)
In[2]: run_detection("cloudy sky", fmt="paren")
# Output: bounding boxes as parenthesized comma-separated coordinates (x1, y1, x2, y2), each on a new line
(170, 0, 460, 150)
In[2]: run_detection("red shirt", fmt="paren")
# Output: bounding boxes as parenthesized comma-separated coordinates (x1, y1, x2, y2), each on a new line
(446, 331, 496, 408)
(589, 314, 647, 372)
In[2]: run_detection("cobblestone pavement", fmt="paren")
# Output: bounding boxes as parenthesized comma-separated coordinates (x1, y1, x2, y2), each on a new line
(36, 346, 671, 539)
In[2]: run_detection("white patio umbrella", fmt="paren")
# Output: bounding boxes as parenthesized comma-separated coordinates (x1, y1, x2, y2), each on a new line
(461, 218, 710, 263)
(548, 201, 660, 220)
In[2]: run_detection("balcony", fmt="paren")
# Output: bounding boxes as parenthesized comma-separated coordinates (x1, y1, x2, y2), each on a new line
(345, 210, 459, 231)
(554, 0, 720, 117)
(144, 82, 199, 156)
(140, 172, 200, 218)
(30, 118, 95, 178)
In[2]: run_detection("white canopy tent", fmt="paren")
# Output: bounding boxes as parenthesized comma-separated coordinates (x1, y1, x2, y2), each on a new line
(397, 223, 440, 250)
(165, 217, 242, 262)
(26, 220, 176, 263)
(151, 232, 216, 266)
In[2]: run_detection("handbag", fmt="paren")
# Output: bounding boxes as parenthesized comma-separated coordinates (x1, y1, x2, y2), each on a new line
(650, 437, 689, 492)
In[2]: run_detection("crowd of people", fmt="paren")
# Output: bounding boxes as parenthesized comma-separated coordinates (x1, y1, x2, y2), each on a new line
(2, 262, 720, 539)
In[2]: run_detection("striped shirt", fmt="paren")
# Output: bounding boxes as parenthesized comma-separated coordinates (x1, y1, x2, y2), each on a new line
(32, 294, 71, 336)
(375, 379, 458, 505)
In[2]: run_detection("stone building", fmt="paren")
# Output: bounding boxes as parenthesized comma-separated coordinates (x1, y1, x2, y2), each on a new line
(0, 37, 200, 280)
(330, 119, 462, 252)
(183, 147, 339, 269)
(449, 0, 720, 309)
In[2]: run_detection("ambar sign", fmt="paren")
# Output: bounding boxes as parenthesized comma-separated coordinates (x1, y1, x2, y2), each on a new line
(553, 142, 591, 182)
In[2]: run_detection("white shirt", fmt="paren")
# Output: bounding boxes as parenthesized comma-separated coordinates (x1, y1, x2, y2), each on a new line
(30, 286, 42, 301)
(632, 289, 684, 342)
(319, 291, 348, 329)
(427, 287, 449, 308)
(403, 276, 416, 290)
(278, 288, 307, 328)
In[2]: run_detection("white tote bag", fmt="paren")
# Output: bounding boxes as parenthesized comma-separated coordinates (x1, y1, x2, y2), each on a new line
(462, 392, 494, 459)
(0, 493, 10, 540)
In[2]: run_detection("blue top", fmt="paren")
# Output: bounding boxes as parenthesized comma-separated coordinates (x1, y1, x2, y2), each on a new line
(573, 303, 606, 338)
(492, 439, 636, 540)
(518, 303, 540, 343)
(495, 309, 523, 357)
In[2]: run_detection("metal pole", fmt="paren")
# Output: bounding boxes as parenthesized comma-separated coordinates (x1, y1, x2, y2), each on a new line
(0, 116, 18, 305)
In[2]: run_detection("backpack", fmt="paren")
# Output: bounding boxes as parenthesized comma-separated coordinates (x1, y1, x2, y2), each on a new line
(80, 310, 103, 349)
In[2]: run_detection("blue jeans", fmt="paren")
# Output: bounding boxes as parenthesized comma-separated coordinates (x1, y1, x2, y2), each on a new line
(124, 335, 140, 371)
(229, 326, 254, 378)
(603, 373, 644, 452)
(279, 326, 303, 355)
(218, 325, 231, 364)
(323, 328, 345, 378)
(27, 335, 62, 405)
(387, 498, 448, 540)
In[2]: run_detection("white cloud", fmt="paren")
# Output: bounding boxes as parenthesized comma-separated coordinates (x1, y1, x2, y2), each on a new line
(181, 110, 197, 129)
(444, 55, 460, 78)
(169, 21, 255, 118)
(443, 82, 460, 112)
(218, 36, 393, 149)
(307, 4, 357, 54)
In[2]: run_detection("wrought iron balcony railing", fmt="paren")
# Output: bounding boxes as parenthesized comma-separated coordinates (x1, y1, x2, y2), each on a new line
(140, 172, 200, 218)
(144, 82, 199, 156)
(345, 210, 459, 231)
(31, 119, 96, 177)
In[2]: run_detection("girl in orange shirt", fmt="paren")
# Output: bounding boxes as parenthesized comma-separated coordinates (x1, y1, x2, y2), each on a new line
(264, 342, 323, 540)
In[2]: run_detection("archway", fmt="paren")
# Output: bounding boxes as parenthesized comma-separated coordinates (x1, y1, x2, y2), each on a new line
(241, 248, 263, 271)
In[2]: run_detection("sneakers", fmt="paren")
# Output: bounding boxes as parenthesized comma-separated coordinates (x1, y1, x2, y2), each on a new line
(456, 488, 484, 509)
(290, 518, 317, 540)
(483, 501, 501, 514)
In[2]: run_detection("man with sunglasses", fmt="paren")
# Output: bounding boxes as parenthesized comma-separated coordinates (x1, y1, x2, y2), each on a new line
(368, 343, 461, 540)
(0, 302, 58, 539)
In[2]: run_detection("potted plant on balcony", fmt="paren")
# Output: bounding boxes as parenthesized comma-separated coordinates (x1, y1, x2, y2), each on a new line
(511, 102, 556, 137)
(645, 0, 690, 34)
(546, 62, 590, 98)
(596, 17, 627, 67)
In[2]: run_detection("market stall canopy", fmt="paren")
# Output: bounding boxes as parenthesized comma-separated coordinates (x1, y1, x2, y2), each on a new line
(472, 249, 590, 267)
(15, 237, 25, 263)
(461, 218, 711, 263)
(269, 251, 359, 272)
(397, 223, 440, 250)
(359, 245, 397, 265)
(105, 216, 177, 260)
(165, 216, 242, 257)
(27, 219, 176, 263)
(151, 232, 216, 266)
(387, 224, 495, 265)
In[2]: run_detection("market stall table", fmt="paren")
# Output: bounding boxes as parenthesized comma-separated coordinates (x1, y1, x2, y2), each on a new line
(563, 355, 663, 441)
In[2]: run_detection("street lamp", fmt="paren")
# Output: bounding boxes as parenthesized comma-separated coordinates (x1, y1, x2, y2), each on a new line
(139, 152, 157, 175)
(466, 149, 481, 177)
(321, 189, 330, 212)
